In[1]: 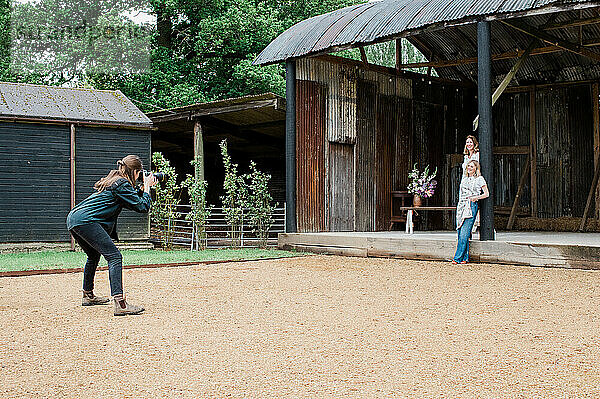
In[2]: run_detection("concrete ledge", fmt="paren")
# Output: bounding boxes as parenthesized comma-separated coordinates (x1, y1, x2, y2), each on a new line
(279, 232, 600, 270)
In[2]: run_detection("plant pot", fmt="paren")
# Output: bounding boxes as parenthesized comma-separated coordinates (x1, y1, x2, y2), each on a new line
(413, 195, 423, 207)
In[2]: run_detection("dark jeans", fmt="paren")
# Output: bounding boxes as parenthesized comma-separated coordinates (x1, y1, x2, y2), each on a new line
(70, 223, 123, 297)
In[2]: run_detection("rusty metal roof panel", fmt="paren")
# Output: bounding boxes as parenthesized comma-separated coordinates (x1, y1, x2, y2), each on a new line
(0, 82, 152, 127)
(254, 0, 600, 65)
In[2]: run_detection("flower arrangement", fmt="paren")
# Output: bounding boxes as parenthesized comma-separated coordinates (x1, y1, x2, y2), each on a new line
(407, 164, 438, 198)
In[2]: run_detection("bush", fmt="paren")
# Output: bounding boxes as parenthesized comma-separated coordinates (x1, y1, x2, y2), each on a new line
(151, 152, 181, 250)
(181, 159, 213, 250)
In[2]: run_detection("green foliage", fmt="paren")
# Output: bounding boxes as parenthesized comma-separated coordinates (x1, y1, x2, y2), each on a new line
(181, 160, 213, 250)
(244, 161, 276, 249)
(151, 152, 181, 249)
(335, 39, 436, 76)
(0, 0, 367, 110)
(219, 139, 247, 248)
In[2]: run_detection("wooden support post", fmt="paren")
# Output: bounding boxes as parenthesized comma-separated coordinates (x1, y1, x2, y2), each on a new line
(529, 89, 538, 217)
(70, 124, 76, 251)
(478, 21, 495, 241)
(507, 156, 530, 230)
(395, 39, 402, 72)
(285, 60, 297, 233)
(193, 119, 205, 181)
(593, 82, 600, 219)
(580, 161, 600, 231)
(359, 46, 368, 66)
(474, 40, 536, 130)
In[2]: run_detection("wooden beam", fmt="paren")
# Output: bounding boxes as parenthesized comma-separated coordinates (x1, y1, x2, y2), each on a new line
(580, 160, 600, 231)
(594, 82, 600, 219)
(70, 123, 76, 251)
(507, 156, 530, 230)
(501, 20, 600, 62)
(544, 15, 600, 31)
(493, 145, 530, 155)
(395, 39, 402, 72)
(399, 41, 600, 69)
(193, 119, 204, 181)
(359, 46, 368, 66)
(473, 40, 537, 130)
(190, 99, 278, 118)
(530, 89, 538, 217)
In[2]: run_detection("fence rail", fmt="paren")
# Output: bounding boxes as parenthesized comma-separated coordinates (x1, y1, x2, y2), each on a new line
(150, 205, 285, 248)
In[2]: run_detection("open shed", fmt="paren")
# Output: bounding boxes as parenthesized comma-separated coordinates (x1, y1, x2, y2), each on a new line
(0, 82, 153, 244)
(255, 0, 600, 237)
(148, 93, 286, 204)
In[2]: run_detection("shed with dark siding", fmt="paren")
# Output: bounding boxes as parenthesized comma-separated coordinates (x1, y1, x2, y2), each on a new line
(0, 82, 153, 243)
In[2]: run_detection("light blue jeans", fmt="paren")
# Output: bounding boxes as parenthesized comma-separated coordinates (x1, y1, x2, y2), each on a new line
(453, 201, 478, 263)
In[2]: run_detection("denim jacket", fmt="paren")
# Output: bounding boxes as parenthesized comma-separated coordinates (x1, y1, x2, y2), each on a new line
(67, 178, 151, 239)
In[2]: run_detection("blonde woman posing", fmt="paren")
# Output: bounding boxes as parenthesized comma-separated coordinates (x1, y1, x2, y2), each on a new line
(452, 160, 489, 264)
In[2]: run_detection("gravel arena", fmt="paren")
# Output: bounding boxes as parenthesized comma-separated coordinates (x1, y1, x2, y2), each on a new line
(1, 255, 600, 398)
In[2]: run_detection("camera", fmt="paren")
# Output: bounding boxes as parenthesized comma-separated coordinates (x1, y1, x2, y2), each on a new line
(139, 170, 167, 183)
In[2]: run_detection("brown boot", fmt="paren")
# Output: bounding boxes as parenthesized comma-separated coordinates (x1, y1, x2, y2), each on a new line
(113, 298, 145, 316)
(82, 291, 110, 306)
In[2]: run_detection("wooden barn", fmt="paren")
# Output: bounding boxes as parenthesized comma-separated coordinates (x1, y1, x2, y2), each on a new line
(148, 93, 286, 205)
(255, 0, 600, 238)
(0, 82, 153, 245)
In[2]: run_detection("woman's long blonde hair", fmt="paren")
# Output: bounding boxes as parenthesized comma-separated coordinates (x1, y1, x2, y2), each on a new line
(94, 155, 143, 192)
(463, 135, 479, 155)
(466, 160, 482, 177)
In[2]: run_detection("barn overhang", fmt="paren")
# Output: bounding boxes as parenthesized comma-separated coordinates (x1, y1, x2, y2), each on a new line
(254, 0, 600, 87)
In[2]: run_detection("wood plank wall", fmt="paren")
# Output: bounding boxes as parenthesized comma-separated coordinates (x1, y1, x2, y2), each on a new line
(0, 122, 71, 242)
(355, 80, 377, 231)
(75, 126, 151, 240)
(296, 56, 472, 232)
(295, 80, 326, 232)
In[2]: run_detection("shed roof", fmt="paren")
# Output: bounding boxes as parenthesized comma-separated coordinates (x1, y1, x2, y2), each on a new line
(148, 93, 286, 157)
(0, 82, 153, 128)
(253, 0, 600, 85)
(254, 0, 600, 65)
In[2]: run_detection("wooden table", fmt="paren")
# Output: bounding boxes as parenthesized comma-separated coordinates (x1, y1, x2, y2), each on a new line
(399, 206, 457, 234)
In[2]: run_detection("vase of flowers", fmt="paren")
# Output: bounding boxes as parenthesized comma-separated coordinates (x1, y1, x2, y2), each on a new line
(407, 164, 438, 207)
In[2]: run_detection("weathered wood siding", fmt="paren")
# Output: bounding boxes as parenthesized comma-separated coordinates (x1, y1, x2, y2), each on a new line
(328, 143, 354, 231)
(296, 80, 326, 232)
(75, 126, 151, 240)
(0, 121, 151, 243)
(296, 56, 471, 232)
(490, 84, 594, 219)
(0, 122, 71, 242)
(355, 80, 377, 231)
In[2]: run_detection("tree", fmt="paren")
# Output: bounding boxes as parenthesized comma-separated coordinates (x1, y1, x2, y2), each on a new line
(244, 161, 276, 249)
(181, 160, 213, 250)
(219, 139, 247, 248)
(151, 152, 181, 249)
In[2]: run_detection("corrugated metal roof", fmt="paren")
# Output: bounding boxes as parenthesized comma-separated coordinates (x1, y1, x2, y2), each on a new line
(254, 0, 600, 66)
(0, 82, 153, 127)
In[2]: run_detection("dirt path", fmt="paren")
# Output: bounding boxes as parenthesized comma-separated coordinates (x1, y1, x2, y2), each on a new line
(1, 256, 599, 398)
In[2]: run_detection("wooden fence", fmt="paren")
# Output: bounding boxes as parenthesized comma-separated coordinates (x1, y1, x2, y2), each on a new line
(150, 205, 286, 248)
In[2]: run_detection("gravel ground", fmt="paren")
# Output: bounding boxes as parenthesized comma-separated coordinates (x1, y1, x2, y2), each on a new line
(1, 255, 600, 398)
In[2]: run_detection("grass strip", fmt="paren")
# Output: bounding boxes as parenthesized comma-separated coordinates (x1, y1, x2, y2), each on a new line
(0, 248, 303, 273)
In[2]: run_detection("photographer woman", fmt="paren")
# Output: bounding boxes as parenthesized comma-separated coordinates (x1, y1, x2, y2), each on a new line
(67, 155, 156, 316)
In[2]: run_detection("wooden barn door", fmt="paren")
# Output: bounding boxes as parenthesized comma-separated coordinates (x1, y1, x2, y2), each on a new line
(328, 143, 355, 231)
(355, 80, 377, 231)
(296, 80, 326, 232)
(375, 94, 397, 231)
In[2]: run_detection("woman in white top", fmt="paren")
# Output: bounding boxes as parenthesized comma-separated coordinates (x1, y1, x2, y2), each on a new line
(452, 160, 489, 264)
(462, 135, 480, 231)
